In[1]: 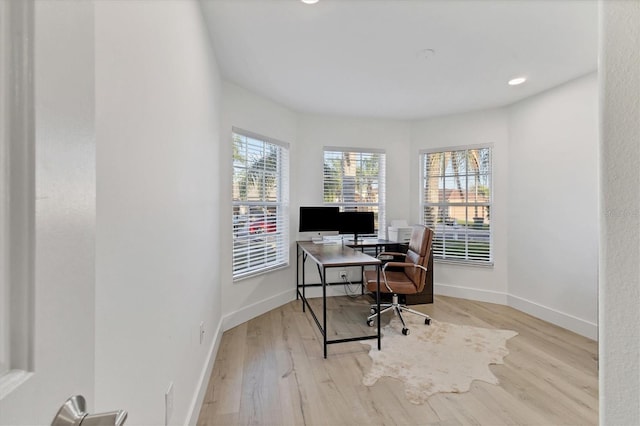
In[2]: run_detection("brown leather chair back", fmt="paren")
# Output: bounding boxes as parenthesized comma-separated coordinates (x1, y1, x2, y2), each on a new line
(404, 225, 433, 292)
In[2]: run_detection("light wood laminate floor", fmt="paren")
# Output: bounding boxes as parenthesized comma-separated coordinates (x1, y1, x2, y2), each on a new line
(197, 295, 598, 425)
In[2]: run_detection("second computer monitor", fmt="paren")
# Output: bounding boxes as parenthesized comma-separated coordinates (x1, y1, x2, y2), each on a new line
(338, 211, 375, 244)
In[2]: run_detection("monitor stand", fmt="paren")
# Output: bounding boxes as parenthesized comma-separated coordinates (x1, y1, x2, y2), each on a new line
(309, 232, 340, 243)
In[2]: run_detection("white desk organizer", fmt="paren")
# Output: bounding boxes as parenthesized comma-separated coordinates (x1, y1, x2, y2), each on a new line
(388, 220, 412, 243)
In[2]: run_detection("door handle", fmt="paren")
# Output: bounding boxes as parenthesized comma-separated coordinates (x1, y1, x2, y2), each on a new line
(52, 395, 127, 426)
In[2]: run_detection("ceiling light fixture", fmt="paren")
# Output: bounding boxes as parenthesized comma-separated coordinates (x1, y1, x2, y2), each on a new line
(301, 0, 319, 4)
(416, 48, 436, 60)
(508, 77, 527, 86)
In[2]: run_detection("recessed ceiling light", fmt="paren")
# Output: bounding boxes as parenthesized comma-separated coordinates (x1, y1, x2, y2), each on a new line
(416, 48, 436, 60)
(508, 77, 527, 86)
(301, 0, 319, 4)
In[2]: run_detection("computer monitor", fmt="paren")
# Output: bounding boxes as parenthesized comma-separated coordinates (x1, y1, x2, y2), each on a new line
(299, 207, 340, 235)
(338, 211, 375, 244)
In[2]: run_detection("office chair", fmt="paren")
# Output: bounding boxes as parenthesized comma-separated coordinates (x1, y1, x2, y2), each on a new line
(364, 225, 433, 335)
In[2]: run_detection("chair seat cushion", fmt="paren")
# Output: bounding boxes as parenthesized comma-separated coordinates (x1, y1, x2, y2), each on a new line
(364, 269, 418, 294)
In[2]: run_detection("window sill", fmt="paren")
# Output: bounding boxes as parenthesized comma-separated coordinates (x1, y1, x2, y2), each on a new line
(0, 369, 33, 400)
(233, 262, 290, 282)
(435, 258, 494, 268)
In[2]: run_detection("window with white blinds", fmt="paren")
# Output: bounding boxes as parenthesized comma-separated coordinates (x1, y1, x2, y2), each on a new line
(421, 146, 492, 264)
(323, 148, 386, 237)
(232, 128, 289, 280)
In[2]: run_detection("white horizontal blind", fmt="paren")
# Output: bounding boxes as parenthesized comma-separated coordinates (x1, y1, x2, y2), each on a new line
(421, 147, 492, 264)
(323, 147, 385, 238)
(232, 129, 289, 280)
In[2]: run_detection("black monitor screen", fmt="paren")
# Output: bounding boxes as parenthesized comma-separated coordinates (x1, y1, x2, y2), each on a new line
(299, 207, 340, 232)
(338, 211, 375, 236)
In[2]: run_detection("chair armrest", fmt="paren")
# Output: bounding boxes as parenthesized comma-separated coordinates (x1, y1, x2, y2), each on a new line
(382, 262, 429, 273)
(382, 261, 413, 270)
(377, 251, 407, 262)
(412, 264, 429, 273)
(377, 262, 428, 293)
(378, 262, 429, 293)
(382, 262, 429, 272)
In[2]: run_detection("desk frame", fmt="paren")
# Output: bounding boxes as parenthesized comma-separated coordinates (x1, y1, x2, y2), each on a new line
(346, 238, 408, 256)
(296, 241, 381, 358)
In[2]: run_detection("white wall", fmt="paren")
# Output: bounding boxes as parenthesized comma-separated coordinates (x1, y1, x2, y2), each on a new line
(507, 73, 598, 338)
(219, 82, 299, 329)
(297, 114, 412, 227)
(95, 1, 222, 424)
(404, 78, 599, 339)
(0, 1, 96, 423)
(409, 109, 510, 302)
(599, 1, 640, 423)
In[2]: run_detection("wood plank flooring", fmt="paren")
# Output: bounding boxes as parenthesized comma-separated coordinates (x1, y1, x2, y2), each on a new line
(197, 295, 598, 425)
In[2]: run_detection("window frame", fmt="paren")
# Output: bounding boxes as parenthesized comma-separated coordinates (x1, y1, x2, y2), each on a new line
(0, 0, 7, 374)
(322, 147, 386, 238)
(420, 144, 493, 266)
(0, 0, 35, 390)
(232, 128, 290, 281)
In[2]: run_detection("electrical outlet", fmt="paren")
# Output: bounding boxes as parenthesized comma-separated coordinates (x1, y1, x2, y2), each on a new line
(165, 382, 174, 426)
(339, 270, 348, 280)
(199, 321, 205, 345)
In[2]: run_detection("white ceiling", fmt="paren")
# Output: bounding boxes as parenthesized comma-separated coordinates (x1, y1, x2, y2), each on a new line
(201, 0, 598, 120)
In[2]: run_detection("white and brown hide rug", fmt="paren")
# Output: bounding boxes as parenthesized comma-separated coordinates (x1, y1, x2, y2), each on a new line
(361, 315, 518, 404)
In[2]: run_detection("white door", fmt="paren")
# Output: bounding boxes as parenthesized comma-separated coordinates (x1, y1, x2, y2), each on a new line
(0, 1, 98, 424)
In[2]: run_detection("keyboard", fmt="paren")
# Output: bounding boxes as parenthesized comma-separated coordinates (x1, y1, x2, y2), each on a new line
(312, 240, 340, 245)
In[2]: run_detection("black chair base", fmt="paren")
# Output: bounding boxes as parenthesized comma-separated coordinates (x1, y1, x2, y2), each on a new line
(366, 294, 431, 335)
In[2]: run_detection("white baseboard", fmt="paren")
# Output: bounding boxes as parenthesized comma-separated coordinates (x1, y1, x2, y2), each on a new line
(507, 294, 598, 340)
(222, 288, 296, 332)
(435, 282, 508, 305)
(185, 316, 224, 426)
(435, 282, 597, 340)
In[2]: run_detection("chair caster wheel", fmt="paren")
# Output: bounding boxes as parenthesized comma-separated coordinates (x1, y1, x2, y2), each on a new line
(402, 328, 410, 336)
(370, 307, 377, 315)
(367, 319, 375, 327)
(425, 318, 432, 325)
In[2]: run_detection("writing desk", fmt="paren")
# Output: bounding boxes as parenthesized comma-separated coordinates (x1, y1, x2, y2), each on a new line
(296, 241, 382, 358)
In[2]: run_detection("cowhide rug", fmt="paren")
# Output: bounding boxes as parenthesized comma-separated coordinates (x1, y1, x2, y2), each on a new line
(361, 315, 518, 404)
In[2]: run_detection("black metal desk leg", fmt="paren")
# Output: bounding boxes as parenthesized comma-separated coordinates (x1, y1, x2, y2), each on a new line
(296, 245, 299, 301)
(302, 251, 306, 312)
(377, 266, 381, 350)
(323, 266, 328, 358)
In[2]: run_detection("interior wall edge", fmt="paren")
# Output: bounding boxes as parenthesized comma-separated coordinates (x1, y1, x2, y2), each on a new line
(185, 315, 225, 426)
(599, 0, 640, 423)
